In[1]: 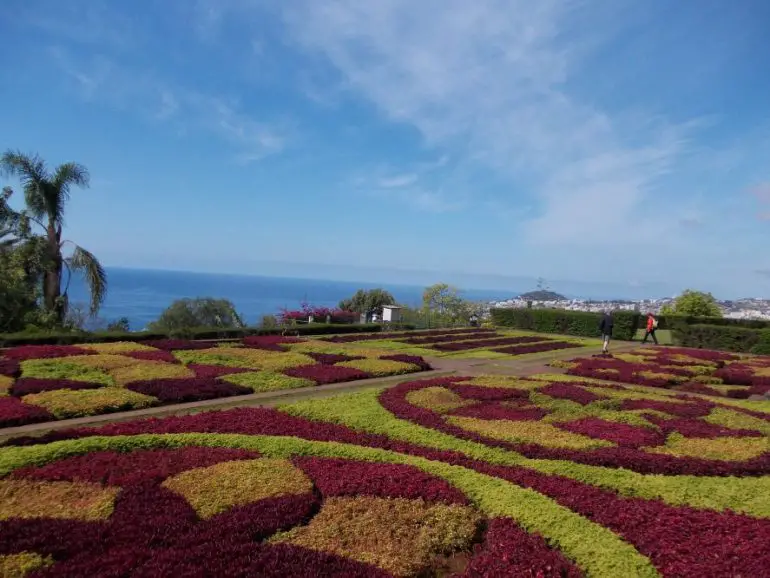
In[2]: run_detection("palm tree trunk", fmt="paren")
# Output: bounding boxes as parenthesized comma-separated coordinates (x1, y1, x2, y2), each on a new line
(44, 224, 64, 324)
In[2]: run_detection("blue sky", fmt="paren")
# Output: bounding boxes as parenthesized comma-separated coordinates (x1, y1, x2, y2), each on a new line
(2, 0, 770, 299)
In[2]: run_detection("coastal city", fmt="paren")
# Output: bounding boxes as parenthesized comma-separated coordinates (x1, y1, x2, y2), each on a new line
(490, 295, 770, 320)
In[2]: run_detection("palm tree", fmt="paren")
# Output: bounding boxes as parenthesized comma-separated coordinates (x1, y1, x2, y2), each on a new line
(0, 150, 107, 324)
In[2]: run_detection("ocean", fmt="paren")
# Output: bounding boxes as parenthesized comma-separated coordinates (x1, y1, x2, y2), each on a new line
(67, 268, 519, 331)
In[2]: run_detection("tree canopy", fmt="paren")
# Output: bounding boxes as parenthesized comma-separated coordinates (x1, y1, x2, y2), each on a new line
(0, 150, 106, 326)
(338, 288, 396, 316)
(660, 290, 723, 317)
(148, 298, 245, 331)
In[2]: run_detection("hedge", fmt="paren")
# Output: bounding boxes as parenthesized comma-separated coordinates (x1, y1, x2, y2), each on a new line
(672, 324, 762, 353)
(0, 323, 416, 348)
(647, 314, 770, 331)
(490, 309, 639, 341)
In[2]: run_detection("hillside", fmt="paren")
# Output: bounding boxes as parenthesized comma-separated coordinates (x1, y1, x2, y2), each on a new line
(519, 290, 567, 301)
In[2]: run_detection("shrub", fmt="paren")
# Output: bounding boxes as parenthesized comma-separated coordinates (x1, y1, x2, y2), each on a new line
(21, 388, 157, 419)
(750, 330, 770, 355)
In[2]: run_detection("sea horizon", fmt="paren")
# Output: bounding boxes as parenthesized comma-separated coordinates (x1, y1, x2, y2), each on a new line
(67, 267, 523, 330)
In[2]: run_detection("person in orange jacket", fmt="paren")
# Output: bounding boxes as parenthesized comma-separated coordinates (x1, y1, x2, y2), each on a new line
(641, 312, 659, 345)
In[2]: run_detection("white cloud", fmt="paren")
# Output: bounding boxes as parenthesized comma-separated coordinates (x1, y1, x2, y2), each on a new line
(271, 0, 702, 243)
(50, 48, 288, 162)
(377, 174, 418, 188)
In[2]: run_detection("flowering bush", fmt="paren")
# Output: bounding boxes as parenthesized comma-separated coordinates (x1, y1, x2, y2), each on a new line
(278, 305, 358, 324)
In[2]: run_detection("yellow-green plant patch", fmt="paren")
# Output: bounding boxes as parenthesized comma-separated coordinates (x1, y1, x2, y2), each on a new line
(221, 371, 314, 393)
(704, 408, 770, 436)
(405, 387, 477, 413)
(447, 416, 614, 450)
(66, 354, 139, 371)
(0, 375, 12, 396)
(0, 479, 118, 521)
(175, 347, 315, 371)
(80, 341, 157, 354)
(645, 433, 769, 462)
(22, 388, 157, 419)
(20, 359, 112, 386)
(275, 496, 481, 577)
(162, 458, 312, 519)
(441, 350, 512, 359)
(337, 359, 420, 377)
(0, 552, 53, 578)
(109, 361, 194, 385)
(466, 376, 545, 390)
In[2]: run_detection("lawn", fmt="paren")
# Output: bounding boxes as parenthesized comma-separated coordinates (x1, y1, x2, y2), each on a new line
(0, 336, 431, 427)
(1, 348, 769, 576)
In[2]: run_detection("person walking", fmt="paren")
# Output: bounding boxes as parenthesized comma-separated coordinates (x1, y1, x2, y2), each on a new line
(599, 310, 614, 354)
(641, 312, 659, 345)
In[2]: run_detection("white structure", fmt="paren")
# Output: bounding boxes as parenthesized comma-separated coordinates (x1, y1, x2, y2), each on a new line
(382, 305, 403, 323)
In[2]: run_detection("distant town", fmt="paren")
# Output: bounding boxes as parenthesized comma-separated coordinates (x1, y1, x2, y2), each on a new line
(490, 293, 770, 320)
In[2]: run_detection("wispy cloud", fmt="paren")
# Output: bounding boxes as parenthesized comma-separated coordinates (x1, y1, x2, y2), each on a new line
(377, 174, 418, 188)
(269, 0, 704, 242)
(50, 48, 289, 162)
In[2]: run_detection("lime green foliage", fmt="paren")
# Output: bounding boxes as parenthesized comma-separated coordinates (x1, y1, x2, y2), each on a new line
(20, 359, 112, 385)
(646, 433, 768, 461)
(337, 359, 420, 377)
(110, 361, 194, 385)
(0, 375, 12, 396)
(705, 408, 770, 436)
(466, 376, 545, 390)
(281, 389, 770, 518)
(0, 552, 53, 577)
(221, 371, 314, 393)
(0, 434, 658, 577)
(405, 387, 476, 413)
(175, 347, 315, 371)
(81, 341, 157, 354)
(441, 350, 513, 359)
(22, 388, 157, 419)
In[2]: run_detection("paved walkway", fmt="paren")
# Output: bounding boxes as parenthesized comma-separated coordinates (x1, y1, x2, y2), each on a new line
(0, 341, 645, 443)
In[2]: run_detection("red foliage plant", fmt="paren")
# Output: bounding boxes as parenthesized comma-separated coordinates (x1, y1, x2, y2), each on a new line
(122, 350, 180, 364)
(306, 352, 365, 365)
(539, 383, 608, 406)
(0, 357, 21, 378)
(187, 364, 251, 379)
(493, 342, 582, 355)
(282, 364, 369, 385)
(0, 397, 53, 428)
(125, 378, 251, 403)
(139, 340, 211, 351)
(2, 345, 95, 361)
(555, 417, 665, 448)
(11, 378, 103, 397)
(242, 335, 304, 352)
(380, 354, 433, 371)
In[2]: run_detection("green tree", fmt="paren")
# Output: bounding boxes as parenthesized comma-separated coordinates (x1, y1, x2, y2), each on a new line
(422, 283, 462, 316)
(662, 289, 723, 317)
(148, 298, 245, 331)
(1, 151, 106, 325)
(338, 288, 396, 317)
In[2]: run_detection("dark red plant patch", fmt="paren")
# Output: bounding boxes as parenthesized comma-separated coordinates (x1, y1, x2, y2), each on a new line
(283, 364, 369, 385)
(448, 384, 530, 402)
(187, 364, 251, 379)
(13, 447, 259, 486)
(324, 328, 487, 343)
(126, 378, 251, 403)
(431, 335, 547, 352)
(11, 378, 103, 397)
(554, 417, 665, 448)
(294, 457, 468, 504)
(0, 357, 20, 377)
(0, 397, 53, 428)
(449, 403, 549, 422)
(122, 350, 180, 363)
(539, 383, 607, 405)
(620, 398, 714, 418)
(139, 339, 211, 351)
(380, 354, 433, 371)
(493, 341, 583, 355)
(242, 335, 303, 352)
(643, 415, 763, 439)
(2, 345, 95, 361)
(306, 352, 365, 365)
(461, 517, 583, 577)
(403, 331, 499, 345)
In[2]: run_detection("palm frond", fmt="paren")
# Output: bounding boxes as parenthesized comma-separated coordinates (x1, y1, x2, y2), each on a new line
(66, 245, 108, 315)
(51, 163, 89, 220)
(0, 150, 49, 221)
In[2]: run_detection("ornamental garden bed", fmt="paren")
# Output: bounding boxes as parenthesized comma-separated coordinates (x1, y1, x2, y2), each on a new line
(1, 372, 769, 576)
(551, 346, 770, 399)
(0, 337, 431, 428)
(321, 328, 591, 359)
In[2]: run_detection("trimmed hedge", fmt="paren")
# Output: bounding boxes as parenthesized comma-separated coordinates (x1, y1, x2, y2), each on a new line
(647, 314, 770, 331)
(491, 309, 639, 341)
(0, 323, 416, 348)
(672, 324, 762, 353)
